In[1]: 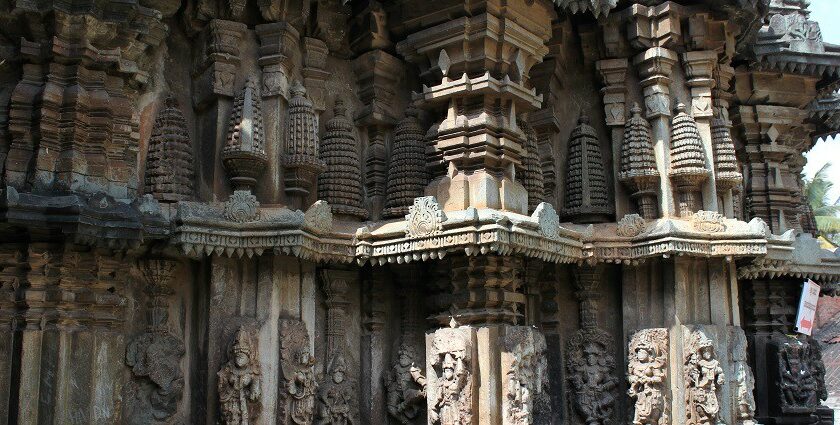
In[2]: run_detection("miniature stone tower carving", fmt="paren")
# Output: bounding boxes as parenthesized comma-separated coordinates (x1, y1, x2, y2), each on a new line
(284, 81, 326, 202)
(318, 100, 367, 220)
(562, 114, 613, 223)
(144, 96, 194, 202)
(669, 103, 709, 217)
(711, 108, 742, 192)
(620, 104, 660, 219)
(383, 106, 428, 219)
(519, 117, 546, 215)
(222, 80, 268, 193)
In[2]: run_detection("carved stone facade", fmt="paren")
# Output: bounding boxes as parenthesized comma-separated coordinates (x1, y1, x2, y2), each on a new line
(0, 0, 838, 424)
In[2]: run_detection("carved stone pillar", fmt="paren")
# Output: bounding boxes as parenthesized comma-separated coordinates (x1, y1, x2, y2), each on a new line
(596, 58, 631, 218)
(711, 64, 741, 217)
(302, 37, 329, 112)
(319, 269, 360, 424)
(352, 50, 402, 220)
(567, 265, 618, 424)
(396, 2, 553, 214)
(682, 50, 720, 213)
(0, 245, 25, 422)
(361, 268, 388, 425)
(634, 47, 678, 217)
(256, 22, 299, 202)
(426, 255, 550, 424)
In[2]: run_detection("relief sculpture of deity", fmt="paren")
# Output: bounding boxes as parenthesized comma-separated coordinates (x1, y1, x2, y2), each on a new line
(628, 329, 668, 425)
(685, 331, 724, 425)
(567, 331, 617, 424)
(430, 352, 471, 425)
(218, 327, 262, 425)
(386, 343, 428, 424)
(316, 352, 358, 425)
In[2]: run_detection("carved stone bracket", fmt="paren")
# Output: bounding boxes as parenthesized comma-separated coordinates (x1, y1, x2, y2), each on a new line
(681, 51, 717, 119)
(634, 48, 678, 119)
(596, 59, 629, 127)
(193, 20, 247, 108)
(302, 37, 329, 112)
(255, 22, 299, 99)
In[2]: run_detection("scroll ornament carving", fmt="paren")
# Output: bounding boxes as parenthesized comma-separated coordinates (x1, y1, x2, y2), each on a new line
(279, 320, 317, 425)
(316, 352, 359, 425)
(428, 325, 473, 425)
(386, 343, 428, 424)
(692, 211, 726, 233)
(566, 329, 617, 424)
(684, 331, 724, 425)
(406, 197, 445, 238)
(617, 214, 646, 238)
(219, 327, 262, 425)
(627, 329, 668, 425)
(224, 190, 260, 223)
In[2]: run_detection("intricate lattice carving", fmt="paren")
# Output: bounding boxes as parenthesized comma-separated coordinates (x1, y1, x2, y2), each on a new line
(628, 328, 669, 425)
(383, 107, 429, 219)
(219, 327, 262, 425)
(669, 103, 709, 217)
(284, 81, 326, 198)
(562, 114, 613, 223)
(620, 104, 660, 219)
(406, 197, 445, 238)
(144, 96, 194, 202)
(223, 80, 268, 192)
(318, 100, 367, 220)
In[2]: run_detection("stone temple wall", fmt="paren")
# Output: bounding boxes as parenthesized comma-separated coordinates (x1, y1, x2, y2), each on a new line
(1, 0, 840, 424)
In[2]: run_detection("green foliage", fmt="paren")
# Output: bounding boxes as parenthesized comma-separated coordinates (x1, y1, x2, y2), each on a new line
(804, 163, 840, 244)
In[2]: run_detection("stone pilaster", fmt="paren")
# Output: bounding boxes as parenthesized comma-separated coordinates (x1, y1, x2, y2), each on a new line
(596, 58, 631, 217)
(302, 37, 329, 112)
(396, 2, 553, 214)
(634, 47, 679, 217)
(682, 50, 720, 213)
(319, 269, 360, 424)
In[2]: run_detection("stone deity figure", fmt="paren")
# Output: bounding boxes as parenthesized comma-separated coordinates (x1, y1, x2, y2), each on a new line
(287, 350, 317, 424)
(218, 328, 262, 425)
(779, 342, 817, 409)
(571, 342, 617, 425)
(316, 353, 357, 425)
(685, 336, 724, 425)
(430, 352, 471, 425)
(386, 343, 427, 424)
(628, 340, 667, 425)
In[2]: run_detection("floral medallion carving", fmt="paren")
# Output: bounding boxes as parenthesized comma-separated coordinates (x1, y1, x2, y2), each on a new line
(628, 328, 669, 425)
(304, 200, 333, 235)
(219, 327, 262, 425)
(617, 214, 646, 237)
(691, 210, 726, 233)
(224, 190, 260, 223)
(406, 196, 445, 238)
(533, 202, 561, 239)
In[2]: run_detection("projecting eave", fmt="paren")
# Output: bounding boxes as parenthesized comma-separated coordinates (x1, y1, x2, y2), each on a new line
(738, 233, 840, 284)
(354, 201, 584, 266)
(573, 213, 771, 264)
